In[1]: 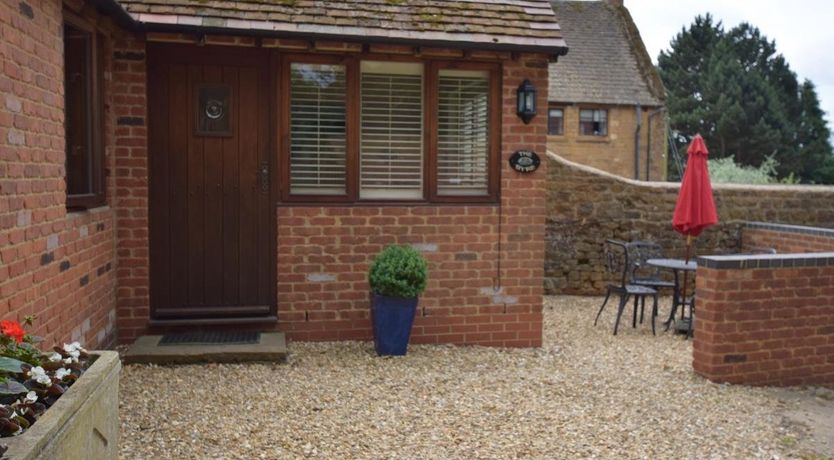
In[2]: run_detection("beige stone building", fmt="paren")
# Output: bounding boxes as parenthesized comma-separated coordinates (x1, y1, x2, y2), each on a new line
(548, 0, 668, 180)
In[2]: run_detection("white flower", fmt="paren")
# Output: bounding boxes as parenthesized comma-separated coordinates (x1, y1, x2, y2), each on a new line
(47, 352, 62, 362)
(28, 367, 51, 386)
(63, 342, 86, 353)
(22, 391, 37, 404)
(64, 358, 73, 365)
(54, 368, 71, 380)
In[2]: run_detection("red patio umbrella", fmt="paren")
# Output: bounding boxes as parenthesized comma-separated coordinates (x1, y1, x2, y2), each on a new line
(672, 134, 718, 318)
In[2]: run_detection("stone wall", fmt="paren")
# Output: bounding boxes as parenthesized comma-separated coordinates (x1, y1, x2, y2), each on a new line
(547, 105, 666, 181)
(546, 153, 834, 295)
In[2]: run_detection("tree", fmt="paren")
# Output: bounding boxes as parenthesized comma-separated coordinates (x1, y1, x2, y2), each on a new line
(658, 15, 834, 183)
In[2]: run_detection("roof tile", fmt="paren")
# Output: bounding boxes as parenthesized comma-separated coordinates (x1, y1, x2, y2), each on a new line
(548, 1, 664, 105)
(116, 0, 567, 56)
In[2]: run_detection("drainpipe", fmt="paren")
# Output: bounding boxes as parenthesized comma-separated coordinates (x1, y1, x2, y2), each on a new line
(646, 107, 667, 181)
(634, 104, 642, 180)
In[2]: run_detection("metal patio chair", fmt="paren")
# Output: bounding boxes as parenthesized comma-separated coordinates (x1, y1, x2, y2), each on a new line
(594, 239, 659, 335)
(626, 241, 676, 324)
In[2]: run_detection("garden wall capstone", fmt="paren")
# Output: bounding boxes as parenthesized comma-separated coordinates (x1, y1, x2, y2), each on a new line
(546, 153, 834, 295)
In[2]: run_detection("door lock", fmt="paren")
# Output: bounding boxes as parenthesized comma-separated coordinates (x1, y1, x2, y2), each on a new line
(259, 162, 269, 193)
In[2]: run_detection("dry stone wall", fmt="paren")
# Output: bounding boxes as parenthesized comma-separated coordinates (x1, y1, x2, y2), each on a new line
(546, 153, 834, 295)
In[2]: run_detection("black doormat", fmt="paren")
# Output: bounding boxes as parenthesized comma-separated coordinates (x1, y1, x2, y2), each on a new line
(158, 331, 261, 346)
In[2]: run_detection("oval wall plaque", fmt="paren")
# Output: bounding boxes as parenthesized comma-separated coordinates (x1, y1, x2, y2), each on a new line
(509, 150, 540, 173)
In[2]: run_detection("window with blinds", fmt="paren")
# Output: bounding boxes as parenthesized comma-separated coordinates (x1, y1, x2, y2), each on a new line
(360, 61, 424, 200)
(437, 69, 490, 196)
(289, 63, 347, 195)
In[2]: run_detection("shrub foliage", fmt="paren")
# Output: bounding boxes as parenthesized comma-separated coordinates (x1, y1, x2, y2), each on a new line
(368, 245, 428, 298)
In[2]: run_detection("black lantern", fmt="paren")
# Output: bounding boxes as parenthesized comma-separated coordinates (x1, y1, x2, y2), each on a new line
(516, 79, 537, 124)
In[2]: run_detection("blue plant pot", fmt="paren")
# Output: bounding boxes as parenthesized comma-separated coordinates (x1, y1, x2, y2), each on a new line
(370, 293, 418, 356)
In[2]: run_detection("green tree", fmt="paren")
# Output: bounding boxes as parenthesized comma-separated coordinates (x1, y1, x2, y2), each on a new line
(658, 15, 834, 183)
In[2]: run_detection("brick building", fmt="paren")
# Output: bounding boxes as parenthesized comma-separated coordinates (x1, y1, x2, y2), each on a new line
(547, 0, 668, 181)
(1, 0, 567, 348)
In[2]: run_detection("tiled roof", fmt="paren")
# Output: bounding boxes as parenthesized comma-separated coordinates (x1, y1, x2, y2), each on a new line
(115, 0, 568, 57)
(548, 1, 664, 106)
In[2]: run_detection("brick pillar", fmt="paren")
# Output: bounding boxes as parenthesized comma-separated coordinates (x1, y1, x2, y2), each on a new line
(112, 33, 150, 343)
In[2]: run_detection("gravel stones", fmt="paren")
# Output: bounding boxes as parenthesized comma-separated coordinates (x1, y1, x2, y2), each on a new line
(120, 296, 815, 459)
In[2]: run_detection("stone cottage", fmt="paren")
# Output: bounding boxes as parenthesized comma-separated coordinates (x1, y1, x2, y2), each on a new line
(547, 0, 667, 181)
(0, 0, 567, 349)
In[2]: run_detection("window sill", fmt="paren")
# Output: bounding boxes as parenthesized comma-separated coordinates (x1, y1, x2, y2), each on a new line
(67, 204, 110, 215)
(576, 136, 611, 143)
(277, 200, 499, 207)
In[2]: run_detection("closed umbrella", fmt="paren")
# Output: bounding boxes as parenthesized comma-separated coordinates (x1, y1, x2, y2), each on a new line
(672, 134, 718, 330)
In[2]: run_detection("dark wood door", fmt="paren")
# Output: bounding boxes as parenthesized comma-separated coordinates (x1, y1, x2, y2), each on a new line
(148, 45, 275, 320)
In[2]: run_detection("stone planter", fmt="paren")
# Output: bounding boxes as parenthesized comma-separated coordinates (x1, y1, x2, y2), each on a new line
(2, 351, 120, 460)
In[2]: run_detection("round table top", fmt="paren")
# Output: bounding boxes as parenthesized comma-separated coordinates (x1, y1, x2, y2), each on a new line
(646, 258, 697, 271)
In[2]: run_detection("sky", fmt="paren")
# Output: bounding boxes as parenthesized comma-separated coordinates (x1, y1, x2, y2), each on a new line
(623, 0, 834, 143)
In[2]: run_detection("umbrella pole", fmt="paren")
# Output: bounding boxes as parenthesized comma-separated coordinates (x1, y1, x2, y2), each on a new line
(680, 235, 692, 322)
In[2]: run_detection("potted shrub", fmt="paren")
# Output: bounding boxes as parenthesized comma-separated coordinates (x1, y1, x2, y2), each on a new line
(368, 245, 428, 356)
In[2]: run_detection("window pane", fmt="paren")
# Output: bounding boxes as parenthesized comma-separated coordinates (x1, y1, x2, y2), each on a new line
(437, 69, 489, 196)
(64, 23, 93, 196)
(290, 63, 347, 195)
(579, 109, 607, 136)
(360, 61, 423, 200)
(548, 108, 564, 135)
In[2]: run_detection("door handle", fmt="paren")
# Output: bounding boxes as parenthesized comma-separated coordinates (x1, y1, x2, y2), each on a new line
(259, 162, 269, 193)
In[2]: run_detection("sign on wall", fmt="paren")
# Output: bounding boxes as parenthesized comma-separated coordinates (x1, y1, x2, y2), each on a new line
(509, 150, 540, 173)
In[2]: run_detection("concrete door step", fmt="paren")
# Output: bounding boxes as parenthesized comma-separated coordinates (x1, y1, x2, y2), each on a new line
(123, 332, 287, 364)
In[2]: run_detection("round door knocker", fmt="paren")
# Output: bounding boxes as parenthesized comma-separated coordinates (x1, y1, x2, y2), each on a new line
(205, 99, 225, 120)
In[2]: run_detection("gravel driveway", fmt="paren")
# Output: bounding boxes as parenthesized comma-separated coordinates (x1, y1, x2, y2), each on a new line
(119, 296, 828, 459)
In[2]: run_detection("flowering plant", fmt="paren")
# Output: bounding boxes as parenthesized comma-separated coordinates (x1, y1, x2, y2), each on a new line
(0, 317, 89, 442)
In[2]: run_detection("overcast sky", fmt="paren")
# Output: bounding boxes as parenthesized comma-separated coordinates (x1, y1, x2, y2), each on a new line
(623, 0, 834, 141)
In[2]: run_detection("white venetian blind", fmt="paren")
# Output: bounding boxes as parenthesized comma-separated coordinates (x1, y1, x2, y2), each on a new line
(360, 61, 424, 199)
(290, 63, 347, 195)
(437, 69, 490, 196)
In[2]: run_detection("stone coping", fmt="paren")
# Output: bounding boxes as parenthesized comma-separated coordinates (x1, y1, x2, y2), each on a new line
(697, 252, 834, 270)
(546, 151, 834, 192)
(745, 221, 834, 238)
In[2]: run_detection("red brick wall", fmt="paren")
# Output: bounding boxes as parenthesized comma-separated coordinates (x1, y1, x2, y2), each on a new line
(0, 0, 118, 348)
(111, 42, 548, 347)
(110, 34, 150, 343)
(272, 54, 548, 347)
(694, 260, 834, 387)
(743, 223, 834, 254)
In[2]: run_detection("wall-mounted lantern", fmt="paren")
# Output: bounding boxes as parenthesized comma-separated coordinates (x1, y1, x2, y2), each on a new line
(516, 79, 537, 124)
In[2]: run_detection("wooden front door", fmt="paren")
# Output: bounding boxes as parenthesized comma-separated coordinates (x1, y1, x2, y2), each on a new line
(148, 44, 275, 320)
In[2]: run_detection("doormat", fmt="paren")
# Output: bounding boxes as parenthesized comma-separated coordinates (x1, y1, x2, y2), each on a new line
(158, 331, 261, 346)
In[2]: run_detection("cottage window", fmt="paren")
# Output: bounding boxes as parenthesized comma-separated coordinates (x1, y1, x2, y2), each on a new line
(548, 108, 564, 135)
(281, 58, 499, 203)
(289, 63, 348, 195)
(437, 69, 490, 196)
(63, 18, 105, 209)
(579, 109, 608, 136)
(360, 61, 424, 200)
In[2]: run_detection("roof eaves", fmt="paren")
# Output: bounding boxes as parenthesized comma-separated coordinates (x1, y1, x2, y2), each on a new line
(101, 0, 569, 59)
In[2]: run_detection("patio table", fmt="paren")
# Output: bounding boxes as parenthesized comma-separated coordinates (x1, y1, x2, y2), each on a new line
(646, 258, 696, 334)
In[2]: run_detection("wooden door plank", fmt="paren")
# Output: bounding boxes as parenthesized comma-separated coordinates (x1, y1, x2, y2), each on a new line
(257, 64, 272, 305)
(168, 63, 190, 310)
(237, 65, 259, 306)
(186, 65, 206, 306)
(148, 58, 171, 310)
(222, 66, 241, 305)
(202, 65, 225, 305)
